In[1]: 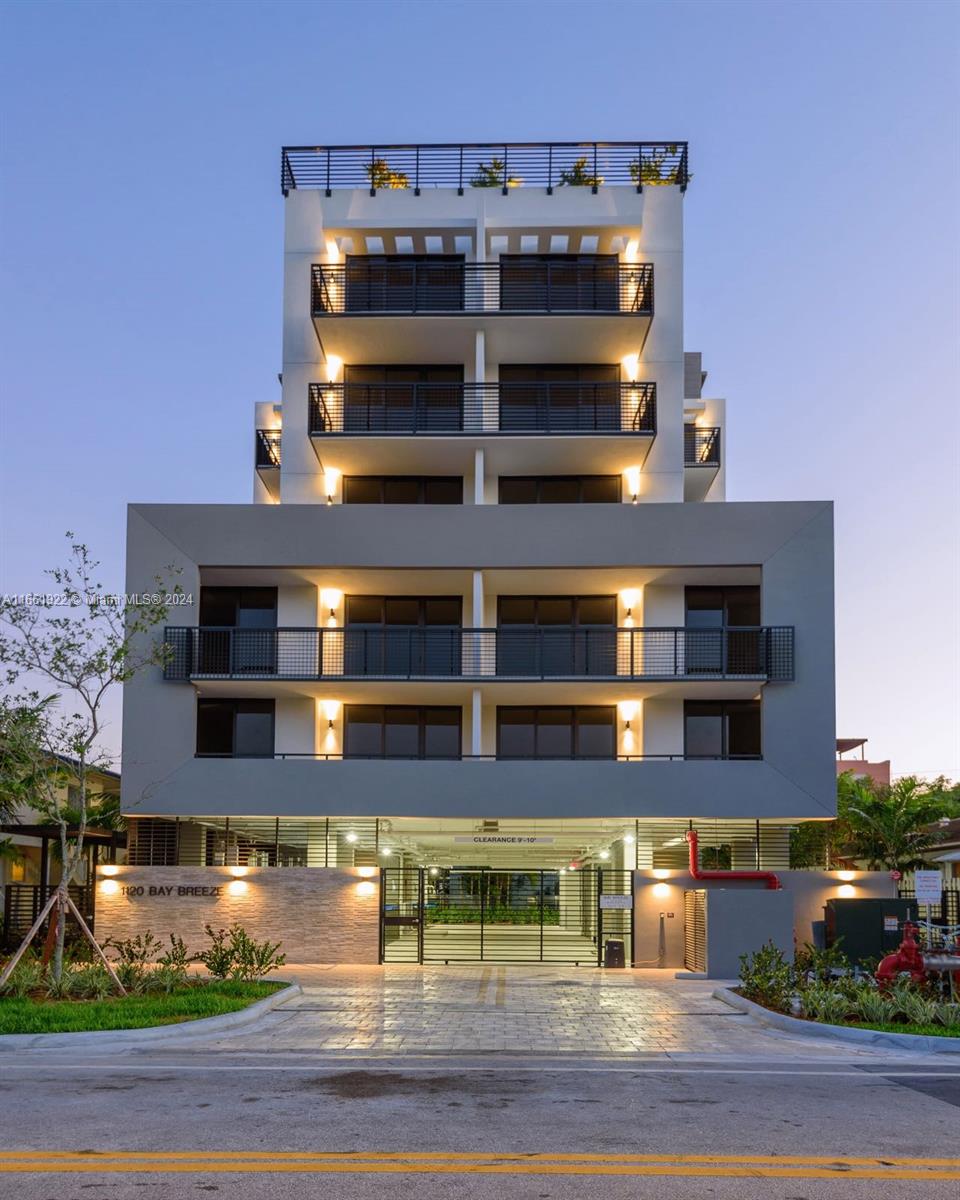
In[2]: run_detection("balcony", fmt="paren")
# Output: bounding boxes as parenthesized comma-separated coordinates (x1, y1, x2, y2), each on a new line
(312, 261, 653, 317)
(310, 260, 653, 362)
(281, 141, 690, 195)
(254, 429, 281, 500)
(309, 381, 655, 437)
(684, 425, 721, 502)
(163, 625, 794, 684)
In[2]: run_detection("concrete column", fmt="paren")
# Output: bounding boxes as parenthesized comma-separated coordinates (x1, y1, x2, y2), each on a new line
(471, 688, 482, 757)
(474, 328, 485, 383)
(474, 447, 485, 505)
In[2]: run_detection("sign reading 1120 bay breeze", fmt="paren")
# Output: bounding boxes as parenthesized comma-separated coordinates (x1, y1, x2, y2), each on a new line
(120, 885, 223, 898)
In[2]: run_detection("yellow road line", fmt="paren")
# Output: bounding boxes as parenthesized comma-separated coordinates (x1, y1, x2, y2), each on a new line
(0, 1162, 956, 1179)
(1, 1151, 959, 1166)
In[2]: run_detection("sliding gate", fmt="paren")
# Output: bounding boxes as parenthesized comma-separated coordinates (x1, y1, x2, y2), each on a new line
(380, 867, 633, 965)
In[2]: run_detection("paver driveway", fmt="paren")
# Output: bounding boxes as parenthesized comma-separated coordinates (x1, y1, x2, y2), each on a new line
(181, 965, 920, 1058)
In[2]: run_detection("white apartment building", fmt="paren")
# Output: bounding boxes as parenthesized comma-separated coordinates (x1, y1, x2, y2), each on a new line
(110, 142, 850, 972)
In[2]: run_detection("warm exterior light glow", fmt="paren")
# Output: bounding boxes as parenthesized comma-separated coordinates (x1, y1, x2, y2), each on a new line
(345, 831, 358, 844)
(356, 866, 376, 878)
(620, 588, 639, 613)
(356, 881, 376, 898)
(99, 864, 119, 877)
(621, 353, 639, 380)
(624, 467, 641, 501)
(321, 699, 340, 723)
(324, 355, 342, 383)
(652, 869, 671, 880)
(652, 882, 670, 898)
(227, 879, 248, 896)
(836, 870, 856, 882)
(599, 850, 610, 860)
(623, 833, 635, 845)
(320, 588, 342, 615)
(325, 239, 340, 263)
(100, 878, 119, 896)
(624, 239, 640, 262)
(559, 867, 566, 875)
(619, 700, 638, 724)
(228, 866, 248, 878)
(323, 469, 340, 504)
(838, 884, 856, 898)
(380, 847, 393, 856)
(429, 867, 439, 876)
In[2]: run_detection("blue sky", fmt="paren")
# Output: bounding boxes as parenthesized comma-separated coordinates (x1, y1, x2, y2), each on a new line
(1, 0, 957, 775)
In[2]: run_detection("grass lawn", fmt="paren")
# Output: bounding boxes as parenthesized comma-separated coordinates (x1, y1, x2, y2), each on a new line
(0, 979, 286, 1035)
(835, 1018, 960, 1038)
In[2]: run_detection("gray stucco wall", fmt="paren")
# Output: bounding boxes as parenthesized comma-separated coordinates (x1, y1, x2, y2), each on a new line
(122, 500, 835, 822)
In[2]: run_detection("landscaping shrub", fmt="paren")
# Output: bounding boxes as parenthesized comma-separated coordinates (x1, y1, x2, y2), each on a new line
(738, 942, 794, 1012)
(196, 925, 286, 981)
(69, 963, 113, 1001)
(937, 1003, 960, 1030)
(854, 984, 894, 1027)
(0, 955, 43, 999)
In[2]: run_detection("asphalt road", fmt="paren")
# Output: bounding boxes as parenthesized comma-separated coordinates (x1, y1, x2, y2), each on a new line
(1, 1049, 959, 1199)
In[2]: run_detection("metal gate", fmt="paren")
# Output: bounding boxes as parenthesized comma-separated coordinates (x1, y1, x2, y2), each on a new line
(380, 867, 633, 966)
(683, 889, 706, 972)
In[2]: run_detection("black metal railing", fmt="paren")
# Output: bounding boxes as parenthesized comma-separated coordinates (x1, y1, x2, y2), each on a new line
(164, 626, 794, 683)
(255, 429, 281, 468)
(282, 142, 690, 195)
(195, 751, 759, 763)
(685, 426, 721, 466)
(311, 262, 653, 316)
(308, 382, 656, 436)
(2, 883, 95, 941)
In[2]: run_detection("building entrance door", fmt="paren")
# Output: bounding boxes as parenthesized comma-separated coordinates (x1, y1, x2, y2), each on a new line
(380, 867, 633, 965)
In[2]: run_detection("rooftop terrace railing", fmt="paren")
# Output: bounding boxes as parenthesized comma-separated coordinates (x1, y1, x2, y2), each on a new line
(308, 382, 656, 437)
(255, 429, 281, 468)
(281, 142, 689, 195)
(164, 626, 794, 683)
(684, 426, 721, 467)
(311, 261, 653, 316)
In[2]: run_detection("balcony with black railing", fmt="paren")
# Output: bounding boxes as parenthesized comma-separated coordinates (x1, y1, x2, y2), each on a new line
(684, 425, 720, 467)
(163, 625, 794, 683)
(281, 142, 690, 195)
(311, 260, 653, 317)
(254, 429, 281, 500)
(308, 381, 656, 438)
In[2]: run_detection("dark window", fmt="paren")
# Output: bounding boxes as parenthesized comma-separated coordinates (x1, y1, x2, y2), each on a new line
(343, 476, 463, 504)
(498, 256, 619, 312)
(344, 596, 463, 677)
(199, 588, 277, 628)
(344, 255, 465, 313)
(684, 701, 761, 760)
(342, 364, 464, 432)
(684, 587, 762, 674)
(497, 595, 616, 677)
(685, 587, 760, 627)
(197, 700, 274, 758)
(497, 706, 616, 759)
(344, 705, 461, 759)
(498, 363, 620, 431)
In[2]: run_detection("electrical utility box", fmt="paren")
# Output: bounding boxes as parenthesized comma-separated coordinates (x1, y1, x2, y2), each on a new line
(824, 898, 919, 964)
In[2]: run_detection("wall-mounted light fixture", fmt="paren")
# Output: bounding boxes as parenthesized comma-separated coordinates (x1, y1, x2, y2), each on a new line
(356, 866, 376, 878)
(321, 699, 340, 729)
(356, 881, 376, 899)
(652, 869, 671, 880)
(325, 239, 340, 264)
(836, 870, 856, 882)
(623, 239, 640, 263)
(619, 700, 638, 730)
(599, 849, 610, 861)
(652, 882, 670, 898)
(838, 884, 856, 898)
(320, 589, 342, 623)
(345, 831, 358, 844)
(227, 879, 248, 896)
(324, 354, 342, 383)
(624, 467, 641, 504)
(623, 833, 635, 846)
(620, 589, 639, 623)
(100, 878, 119, 896)
(621, 352, 639, 380)
(323, 468, 340, 505)
(99, 864, 119, 877)
(228, 866, 248, 878)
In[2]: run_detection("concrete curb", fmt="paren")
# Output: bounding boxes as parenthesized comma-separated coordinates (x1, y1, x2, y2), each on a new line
(714, 986, 960, 1054)
(0, 981, 301, 1052)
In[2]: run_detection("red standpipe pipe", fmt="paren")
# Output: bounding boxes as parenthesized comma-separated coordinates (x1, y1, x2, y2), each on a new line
(685, 829, 781, 890)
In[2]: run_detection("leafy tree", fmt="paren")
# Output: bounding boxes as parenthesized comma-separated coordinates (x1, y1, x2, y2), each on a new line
(470, 159, 519, 188)
(629, 145, 689, 186)
(365, 158, 409, 189)
(558, 157, 604, 187)
(0, 535, 178, 984)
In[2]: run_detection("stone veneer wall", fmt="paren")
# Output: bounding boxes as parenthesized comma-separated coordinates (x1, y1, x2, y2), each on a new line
(96, 867, 380, 963)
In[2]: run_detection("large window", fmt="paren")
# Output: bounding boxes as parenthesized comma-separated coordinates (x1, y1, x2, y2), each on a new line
(344, 255, 465, 312)
(497, 595, 616, 676)
(343, 364, 463, 432)
(684, 587, 762, 675)
(497, 707, 616, 759)
(498, 256, 619, 312)
(498, 475, 620, 504)
(197, 700, 275, 758)
(196, 588, 278, 674)
(343, 476, 463, 505)
(344, 706, 461, 759)
(683, 701, 761, 760)
(345, 596, 462, 677)
(498, 363, 620, 431)
(199, 587, 277, 628)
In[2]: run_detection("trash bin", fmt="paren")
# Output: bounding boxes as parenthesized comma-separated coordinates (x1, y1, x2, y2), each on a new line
(603, 939, 625, 968)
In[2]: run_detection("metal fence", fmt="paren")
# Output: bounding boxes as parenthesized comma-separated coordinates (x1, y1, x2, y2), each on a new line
(3, 884, 95, 942)
(685, 426, 721, 466)
(282, 141, 690, 195)
(311, 262, 653, 316)
(309, 381, 656, 436)
(255, 429, 281, 468)
(898, 879, 960, 927)
(163, 625, 794, 682)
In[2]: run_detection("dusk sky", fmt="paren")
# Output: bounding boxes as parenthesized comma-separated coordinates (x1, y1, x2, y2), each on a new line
(1, 0, 957, 777)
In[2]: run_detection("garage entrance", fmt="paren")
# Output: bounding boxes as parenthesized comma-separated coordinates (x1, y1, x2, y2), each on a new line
(380, 867, 633, 965)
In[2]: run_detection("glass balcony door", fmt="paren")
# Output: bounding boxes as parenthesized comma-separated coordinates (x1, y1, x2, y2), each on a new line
(497, 596, 617, 677)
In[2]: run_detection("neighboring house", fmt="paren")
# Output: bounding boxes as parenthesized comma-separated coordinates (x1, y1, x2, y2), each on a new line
(111, 139, 841, 971)
(836, 738, 891, 787)
(921, 817, 960, 882)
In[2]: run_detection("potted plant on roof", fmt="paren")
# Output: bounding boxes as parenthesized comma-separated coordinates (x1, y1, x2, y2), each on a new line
(558, 157, 604, 187)
(629, 145, 688, 186)
(470, 158, 521, 188)
(365, 159, 409, 189)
